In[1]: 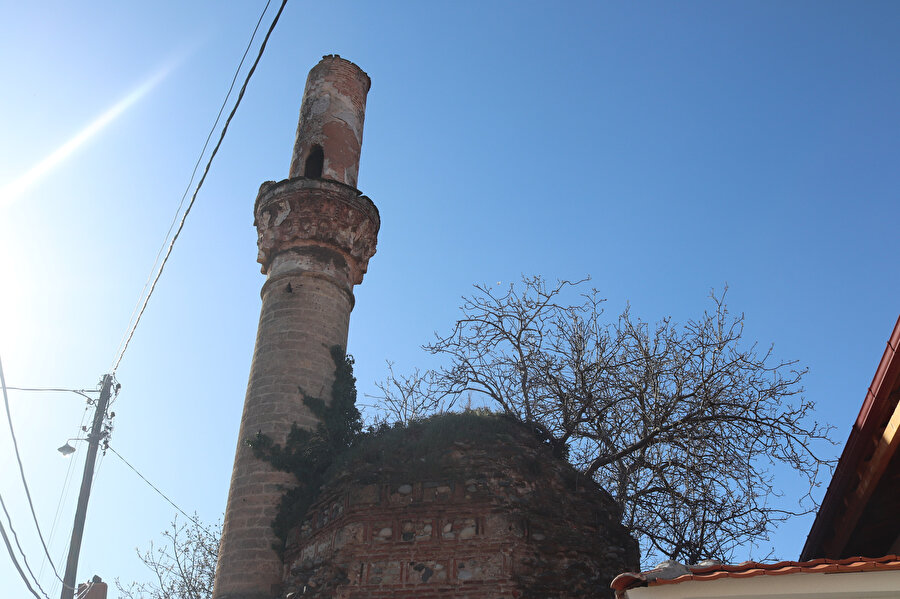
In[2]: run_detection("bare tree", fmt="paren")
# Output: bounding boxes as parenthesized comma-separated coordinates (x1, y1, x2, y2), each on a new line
(116, 516, 220, 599)
(374, 276, 834, 566)
(369, 362, 457, 425)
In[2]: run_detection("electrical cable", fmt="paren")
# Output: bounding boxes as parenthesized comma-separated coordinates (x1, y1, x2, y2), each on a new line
(3, 387, 98, 402)
(110, 0, 283, 374)
(114, 0, 274, 373)
(40, 426, 93, 599)
(48, 520, 75, 599)
(3, 382, 96, 588)
(92, 435, 114, 492)
(39, 403, 89, 597)
(0, 514, 43, 599)
(40, 397, 90, 589)
(51, 405, 90, 539)
(105, 445, 208, 531)
(75, 581, 94, 599)
(111, 0, 272, 372)
(0, 492, 49, 598)
(0, 354, 68, 587)
(38, 415, 82, 586)
(3, 2, 287, 593)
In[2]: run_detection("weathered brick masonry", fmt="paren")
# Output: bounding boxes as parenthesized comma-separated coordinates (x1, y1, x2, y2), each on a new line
(281, 419, 639, 598)
(288, 56, 369, 187)
(214, 56, 378, 599)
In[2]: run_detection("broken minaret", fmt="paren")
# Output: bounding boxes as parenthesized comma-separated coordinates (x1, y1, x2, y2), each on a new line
(213, 55, 379, 599)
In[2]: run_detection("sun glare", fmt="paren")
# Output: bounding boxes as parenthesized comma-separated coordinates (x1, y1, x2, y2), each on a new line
(0, 62, 177, 208)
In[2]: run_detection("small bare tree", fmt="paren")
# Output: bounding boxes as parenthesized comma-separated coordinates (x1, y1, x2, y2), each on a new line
(116, 516, 220, 599)
(375, 276, 834, 566)
(369, 362, 457, 424)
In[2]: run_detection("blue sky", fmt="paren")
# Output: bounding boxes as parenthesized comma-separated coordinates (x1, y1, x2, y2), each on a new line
(1, 1, 898, 595)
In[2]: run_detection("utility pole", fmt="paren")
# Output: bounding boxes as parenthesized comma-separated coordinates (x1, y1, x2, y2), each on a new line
(59, 374, 113, 599)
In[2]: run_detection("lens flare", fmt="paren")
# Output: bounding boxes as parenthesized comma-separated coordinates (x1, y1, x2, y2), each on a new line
(0, 62, 176, 207)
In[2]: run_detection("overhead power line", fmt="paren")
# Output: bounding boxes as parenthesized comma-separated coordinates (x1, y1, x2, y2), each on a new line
(106, 445, 207, 531)
(39, 406, 87, 591)
(0, 515, 43, 599)
(0, 355, 68, 589)
(75, 581, 96, 599)
(110, 0, 288, 374)
(111, 0, 272, 370)
(0, 492, 49, 598)
(3, 387, 98, 402)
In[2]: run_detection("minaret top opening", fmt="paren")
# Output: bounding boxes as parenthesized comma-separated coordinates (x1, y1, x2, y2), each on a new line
(304, 144, 324, 178)
(288, 55, 371, 188)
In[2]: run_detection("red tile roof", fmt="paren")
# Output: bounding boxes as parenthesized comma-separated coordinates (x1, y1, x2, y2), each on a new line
(611, 554, 900, 595)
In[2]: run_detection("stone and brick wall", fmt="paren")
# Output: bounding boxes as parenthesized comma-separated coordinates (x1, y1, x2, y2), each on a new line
(281, 417, 639, 598)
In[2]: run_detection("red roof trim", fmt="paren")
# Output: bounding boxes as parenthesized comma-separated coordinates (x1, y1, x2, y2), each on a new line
(655, 555, 900, 585)
(612, 554, 900, 594)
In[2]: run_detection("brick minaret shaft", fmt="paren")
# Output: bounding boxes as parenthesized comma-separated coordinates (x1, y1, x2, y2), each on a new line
(214, 56, 379, 599)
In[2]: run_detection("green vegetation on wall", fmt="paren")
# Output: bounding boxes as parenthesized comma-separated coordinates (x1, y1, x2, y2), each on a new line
(247, 345, 362, 555)
(247, 347, 576, 557)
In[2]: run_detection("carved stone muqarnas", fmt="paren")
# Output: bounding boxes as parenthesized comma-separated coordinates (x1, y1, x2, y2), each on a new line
(255, 177, 379, 288)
